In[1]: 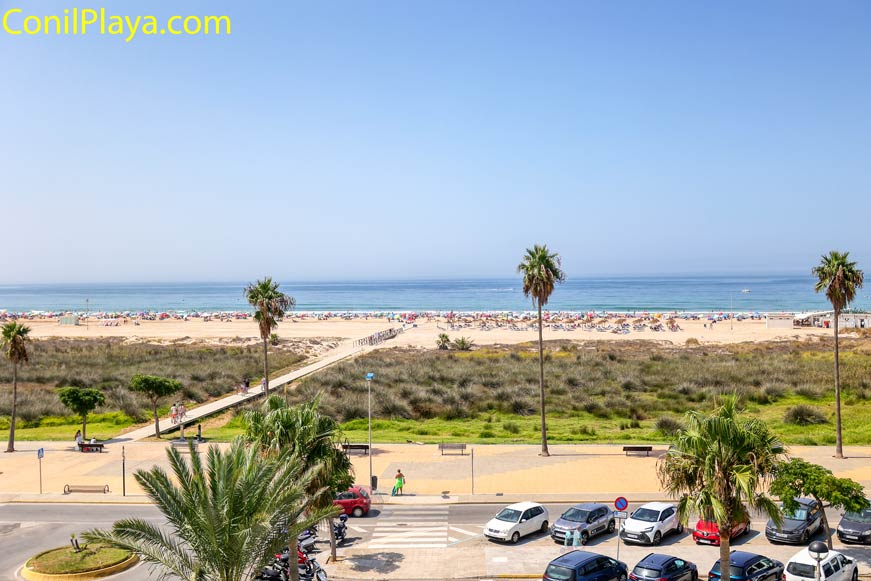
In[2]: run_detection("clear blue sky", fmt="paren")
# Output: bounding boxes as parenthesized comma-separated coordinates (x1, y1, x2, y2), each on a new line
(2, 0, 870, 283)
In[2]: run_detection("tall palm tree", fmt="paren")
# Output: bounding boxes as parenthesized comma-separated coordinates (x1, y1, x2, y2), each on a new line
(3, 322, 31, 453)
(243, 396, 353, 565)
(517, 244, 565, 457)
(245, 277, 295, 398)
(658, 396, 785, 573)
(813, 251, 864, 459)
(83, 439, 332, 581)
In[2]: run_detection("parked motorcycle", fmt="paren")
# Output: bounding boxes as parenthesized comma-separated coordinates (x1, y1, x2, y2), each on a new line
(333, 514, 348, 543)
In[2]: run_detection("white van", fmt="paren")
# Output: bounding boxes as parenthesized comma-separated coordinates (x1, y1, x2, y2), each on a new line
(785, 547, 858, 581)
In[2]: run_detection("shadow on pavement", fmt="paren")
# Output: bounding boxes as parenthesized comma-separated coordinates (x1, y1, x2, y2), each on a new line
(344, 551, 405, 574)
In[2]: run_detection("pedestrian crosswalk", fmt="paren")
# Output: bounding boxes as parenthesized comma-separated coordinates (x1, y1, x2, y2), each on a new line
(365, 506, 481, 549)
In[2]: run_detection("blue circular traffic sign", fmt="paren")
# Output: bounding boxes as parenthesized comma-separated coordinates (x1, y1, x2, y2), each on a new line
(614, 496, 628, 511)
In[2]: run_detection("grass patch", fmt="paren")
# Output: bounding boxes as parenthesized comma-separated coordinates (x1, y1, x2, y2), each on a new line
(27, 544, 131, 574)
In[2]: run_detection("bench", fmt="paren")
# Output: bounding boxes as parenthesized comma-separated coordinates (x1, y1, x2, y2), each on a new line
(64, 484, 110, 494)
(77, 442, 105, 453)
(438, 443, 467, 455)
(623, 445, 653, 456)
(341, 443, 370, 455)
(171, 440, 199, 453)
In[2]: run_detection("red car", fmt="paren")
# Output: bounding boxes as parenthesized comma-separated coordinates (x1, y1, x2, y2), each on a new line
(334, 486, 371, 517)
(692, 517, 750, 545)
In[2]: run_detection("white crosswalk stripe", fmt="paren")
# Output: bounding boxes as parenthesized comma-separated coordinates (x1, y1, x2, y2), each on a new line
(365, 506, 480, 549)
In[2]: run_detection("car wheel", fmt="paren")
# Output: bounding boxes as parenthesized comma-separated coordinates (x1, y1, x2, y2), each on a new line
(581, 532, 590, 545)
(511, 531, 520, 544)
(653, 531, 662, 545)
(352, 507, 364, 518)
(620, 574, 627, 581)
(608, 520, 616, 533)
(852, 570, 858, 581)
(540, 520, 549, 533)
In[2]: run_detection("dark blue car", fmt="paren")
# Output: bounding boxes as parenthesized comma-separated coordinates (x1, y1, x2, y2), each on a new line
(630, 554, 697, 581)
(708, 551, 784, 581)
(544, 550, 628, 581)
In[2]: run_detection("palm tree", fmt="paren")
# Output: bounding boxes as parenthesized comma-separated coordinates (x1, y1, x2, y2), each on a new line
(83, 439, 332, 581)
(813, 251, 864, 459)
(658, 396, 785, 573)
(436, 333, 451, 350)
(243, 396, 353, 566)
(245, 277, 295, 398)
(3, 322, 31, 453)
(517, 244, 565, 457)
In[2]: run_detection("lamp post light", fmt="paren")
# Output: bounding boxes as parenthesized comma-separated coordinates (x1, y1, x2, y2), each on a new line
(366, 372, 375, 491)
(808, 540, 829, 581)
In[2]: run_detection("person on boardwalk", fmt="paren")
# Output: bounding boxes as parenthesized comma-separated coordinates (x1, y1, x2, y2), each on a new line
(178, 402, 187, 422)
(170, 403, 178, 425)
(392, 469, 405, 496)
(260, 377, 267, 393)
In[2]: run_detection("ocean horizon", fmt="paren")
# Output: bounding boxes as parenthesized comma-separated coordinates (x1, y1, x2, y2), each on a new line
(1, 275, 867, 314)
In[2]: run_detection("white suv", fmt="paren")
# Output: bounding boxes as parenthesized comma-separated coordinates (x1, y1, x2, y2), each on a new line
(786, 548, 858, 581)
(620, 502, 683, 545)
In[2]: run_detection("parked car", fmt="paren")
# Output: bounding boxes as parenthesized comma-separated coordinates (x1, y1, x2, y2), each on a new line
(765, 498, 824, 544)
(692, 515, 751, 545)
(333, 485, 371, 517)
(544, 550, 628, 581)
(620, 502, 683, 545)
(630, 554, 697, 581)
(484, 501, 549, 543)
(786, 547, 858, 581)
(837, 503, 871, 544)
(551, 502, 615, 544)
(708, 551, 784, 581)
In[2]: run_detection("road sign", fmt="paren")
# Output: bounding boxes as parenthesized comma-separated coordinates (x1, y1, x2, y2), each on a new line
(366, 373, 375, 380)
(614, 496, 628, 511)
(37, 448, 44, 459)
(614, 510, 628, 519)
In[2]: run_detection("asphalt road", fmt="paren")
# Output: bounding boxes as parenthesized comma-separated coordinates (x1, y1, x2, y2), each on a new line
(1, 502, 870, 581)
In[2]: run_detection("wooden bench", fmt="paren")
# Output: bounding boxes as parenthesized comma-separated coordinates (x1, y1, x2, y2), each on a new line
(77, 442, 105, 453)
(171, 440, 198, 453)
(341, 443, 370, 455)
(623, 445, 653, 456)
(438, 443, 467, 455)
(64, 484, 110, 494)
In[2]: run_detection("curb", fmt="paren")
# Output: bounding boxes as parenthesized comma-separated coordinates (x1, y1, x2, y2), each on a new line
(21, 554, 139, 581)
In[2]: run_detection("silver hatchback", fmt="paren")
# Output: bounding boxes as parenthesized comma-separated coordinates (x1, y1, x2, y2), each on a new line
(551, 503, 615, 544)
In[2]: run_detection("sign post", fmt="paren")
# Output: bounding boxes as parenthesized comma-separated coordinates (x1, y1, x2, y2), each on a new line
(614, 497, 628, 560)
(122, 446, 126, 497)
(37, 448, 44, 494)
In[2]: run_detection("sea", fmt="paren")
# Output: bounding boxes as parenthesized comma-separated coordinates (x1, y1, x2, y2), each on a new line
(0, 275, 865, 314)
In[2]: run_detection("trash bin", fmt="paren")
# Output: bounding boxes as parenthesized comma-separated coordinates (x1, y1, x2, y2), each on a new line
(371, 475, 378, 491)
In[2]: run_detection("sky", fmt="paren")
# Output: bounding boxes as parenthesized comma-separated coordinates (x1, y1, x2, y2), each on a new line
(2, 1, 870, 283)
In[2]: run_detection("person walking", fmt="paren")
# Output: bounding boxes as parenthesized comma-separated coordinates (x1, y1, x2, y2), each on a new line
(75, 429, 83, 448)
(260, 377, 267, 393)
(178, 402, 187, 422)
(170, 403, 178, 425)
(392, 469, 405, 496)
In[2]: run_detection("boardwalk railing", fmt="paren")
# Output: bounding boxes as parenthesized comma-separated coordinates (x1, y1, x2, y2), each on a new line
(353, 327, 403, 347)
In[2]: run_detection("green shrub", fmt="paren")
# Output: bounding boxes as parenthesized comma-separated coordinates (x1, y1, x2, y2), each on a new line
(784, 405, 828, 426)
(656, 415, 685, 435)
(503, 421, 521, 434)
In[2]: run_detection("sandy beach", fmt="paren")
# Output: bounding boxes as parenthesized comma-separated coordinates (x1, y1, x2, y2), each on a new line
(19, 316, 831, 347)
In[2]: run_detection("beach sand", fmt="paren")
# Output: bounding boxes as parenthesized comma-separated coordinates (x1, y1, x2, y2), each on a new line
(20, 316, 830, 346)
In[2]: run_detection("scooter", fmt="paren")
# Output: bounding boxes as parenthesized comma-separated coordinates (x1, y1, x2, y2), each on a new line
(297, 527, 317, 552)
(299, 554, 328, 581)
(333, 514, 348, 543)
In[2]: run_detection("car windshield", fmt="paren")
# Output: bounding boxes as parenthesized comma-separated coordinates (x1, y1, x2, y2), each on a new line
(358, 488, 369, 499)
(787, 563, 816, 579)
(545, 564, 575, 581)
(845, 508, 871, 523)
(711, 562, 745, 578)
(632, 508, 660, 522)
(782, 505, 808, 520)
(496, 508, 522, 523)
(562, 508, 591, 523)
(632, 566, 662, 579)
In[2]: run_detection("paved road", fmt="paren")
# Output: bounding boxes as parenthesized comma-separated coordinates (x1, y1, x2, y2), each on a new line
(2, 502, 870, 581)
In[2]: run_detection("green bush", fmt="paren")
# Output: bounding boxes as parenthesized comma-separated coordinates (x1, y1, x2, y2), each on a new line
(784, 405, 828, 426)
(503, 421, 521, 434)
(656, 415, 685, 435)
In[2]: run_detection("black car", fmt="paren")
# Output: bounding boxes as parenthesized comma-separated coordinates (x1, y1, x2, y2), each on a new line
(630, 554, 697, 581)
(837, 504, 871, 544)
(765, 498, 823, 544)
(708, 551, 784, 581)
(544, 550, 628, 581)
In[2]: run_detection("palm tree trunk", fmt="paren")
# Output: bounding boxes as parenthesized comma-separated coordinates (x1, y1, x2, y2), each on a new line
(817, 495, 833, 549)
(288, 535, 299, 581)
(537, 301, 549, 457)
(262, 337, 270, 399)
(834, 311, 843, 459)
(5, 363, 17, 453)
(82, 414, 87, 441)
(153, 400, 160, 439)
(328, 516, 337, 562)
(719, 528, 730, 580)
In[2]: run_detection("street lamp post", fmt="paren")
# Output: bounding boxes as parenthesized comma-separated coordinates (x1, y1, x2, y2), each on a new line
(808, 540, 829, 581)
(366, 372, 375, 491)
